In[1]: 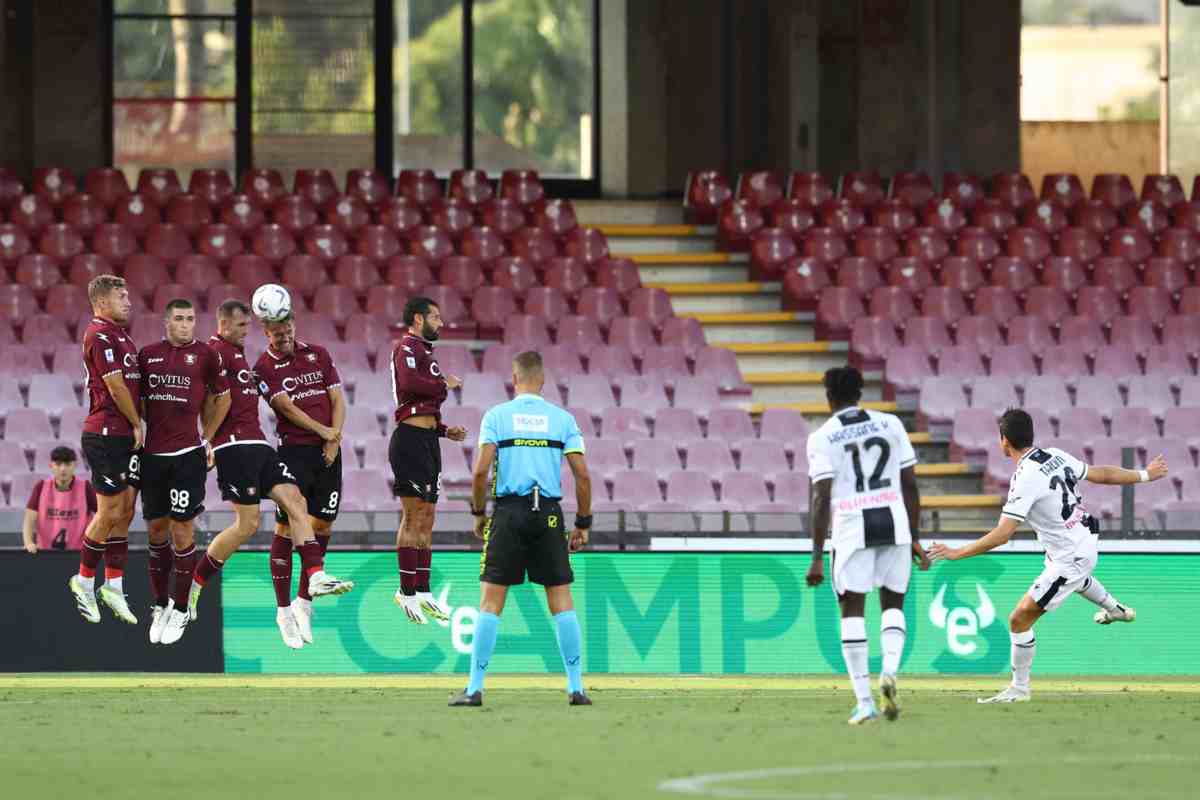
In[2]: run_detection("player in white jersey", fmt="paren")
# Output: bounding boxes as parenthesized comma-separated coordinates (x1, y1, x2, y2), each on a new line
(806, 367, 929, 725)
(929, 408, 1168, 703)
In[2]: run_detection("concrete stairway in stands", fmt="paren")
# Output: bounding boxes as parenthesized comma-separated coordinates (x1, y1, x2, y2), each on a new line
(577, 201, 1003, 532)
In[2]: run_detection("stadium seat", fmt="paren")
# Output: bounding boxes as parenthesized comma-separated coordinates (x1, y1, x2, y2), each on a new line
(44, 284, 90, 320)
(817, 286, 866, 339)
(429, 197, 476, 239)
(297, 224, 348, 266)
(608, 317, 656, 357)
(837, 257, 884, 294)
(903, 227, 950, 265)
(226, 254, 275, 294)
(853, 228, 900, 264)
(1110, 407, 1159, 443)
(448, 169, 494, 209)
(660, 317, 707, 357)
(1022, 286, 1072, 325)
(1142, 343, 1195, 378)
(83, 168, 130, 210)
(588, 345, 637, 377)
(871, 199, 918, 236)
(522, 287, 569, 328)
(382, 254, 432, 294)
(563, 228, 610, 267)
(987, 344, 1037, 377)
(1004, 227, 1052, 266)
(687, 439, 736, 474)
(59, 193, 107, 236)
(353, 225, 406, 264)
(1021, 200, 1069, 237)
(509, 226, 559, 266)
(194, 223, 243, 264)
(640, 345, 690, 382)
(748, 228, 798, 280)
(890, 171, 934, 207)
(1073, 383, 1124, 424)
(0, 224, 32, 267)
(683, 171, 733, 225)
(375, 197, 423, 241)
(1171, 199, 1200, 234)
(269, 195, 317, 236)
(9, 194, 55, 235)
(472, 286, 518, 336)
(292, 169, 338, 208)
(736, 171, 785, 209)
(1037, 257, 1087, 297)
(734, 438, 791, 482)
(784, 171, 831, 207)
(1056, 316, 1107, 354)
(499, 170, 544, 209)
(543, 256, 591, 299)
(26, 374, 78, 415)
(36, 224, 84, 265)
(135, 168, 182, 208)
(122, 254, 170, 301)
(1123, 378, 1177, 417)
(628, 287, 674, 331)
(839, 170, 885, 208)
(204, 283, 243, 314)
(30, 166, 76, 207)
(240, 169, 286, 206)
(1127, 286, 1175, 325)
(174, 254, 223, 295)
(819, 198, 867, 236)
(533, 199, 579, 240)
(951, 408, 1000, 461)
(850, 316, 899, 369)
(1021, 375, 1073, 417)
(664, 470, 719, 507)
(1106, 227, 1154, 264)
(22, 312, 72, 351)
(280, 255, 328, 300)
(539, 342, 585, 377)
(609, 469, 661, 506)
(1092, 173, 1136, 209)
(1108, 316, 1159, 355)
(920, 286, 969, 324)
(937, 345, 986, 377)
(1183, 286, 1200, 315)
(561, 373, 616, 412)
(186, 168, 234, 208)
(1155, 230, 1200, 268)
(620, 378, 669, 412)
(322, 195, 371, 237)
(65, 253, 110, 288)
(717, 471, 771, 509)
(251, 223, 297, 263)
(922, 197, 968, 237)
(1040, 173, 1085, 207)
(459, 226, 507, 268)
(1164, 407, 1200, 445)
(344, 169, 389, 208)
(594, 257, 641, 300)
(311, 285, 359, 324)
(905, 316, 954, 354)
(479, 197, 528, 238)
(770, 198, 817, 240)
(780, 258, 832, 311)
(1123, 199, 1171, 238)
(985, 257, 1036, 298)
(1039, 343, 1091, 379)
(885, 258, 934, 293)
(802, 228, 849, 265)
(439, 255, 486, 295)
(693, 347, 746, 391)
(989, 172, 1035, 210)
(939, 257, 985, 295)
(970, 198, 1018, 236)
(868, 286, 917, 323)
(970, 376, 1019, 410)
(884, 345, 935, 396)
(1090, 344, 1142, 378)
(459, 374, 509, 408)
(716, 199, 764, 251)
(488, 256, 537, 297)
(151, 282, 193, 314)
(1070, 199, 1120, 238)
(704, 407, 754, 442)
(394, 169, 441, 209)
(332, 255, 381, 297)
(361, 285, 406, 320)
(1143, 257, 1191, 296)
(954, 227, 1001, 264)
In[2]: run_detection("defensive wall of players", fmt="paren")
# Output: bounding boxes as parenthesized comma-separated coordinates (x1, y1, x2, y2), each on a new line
(4, 548, 1197, 674)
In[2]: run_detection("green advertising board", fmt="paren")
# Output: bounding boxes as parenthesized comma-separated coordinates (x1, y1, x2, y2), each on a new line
(222, 552, 1200, 674)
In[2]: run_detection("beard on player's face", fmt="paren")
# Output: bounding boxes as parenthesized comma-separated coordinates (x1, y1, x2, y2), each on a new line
(421, 320, 439, 341)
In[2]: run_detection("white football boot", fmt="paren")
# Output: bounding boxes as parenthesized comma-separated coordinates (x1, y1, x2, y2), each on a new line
(880, 674, 900, 721)
(291, 598, 314, 644)
(68, 576, 101, 623)
(417, 591, 450, 623)
(307, 570, 355, 598)
(148, 604, 170, 644)
(978, 685, 1031, 704)
(394, 591, 428, 624)
(1094, 604, 1136, 625)
(847, 701, 880, 725)
(98, 584, 138, 624)
(159, 603, 190, 645)
(276, 607, 304, 649)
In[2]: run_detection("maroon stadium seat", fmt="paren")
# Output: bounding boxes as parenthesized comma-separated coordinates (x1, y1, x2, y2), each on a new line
(970, 375, 1020, 409)
(270, 195, 318, 236)
(1123, 199, 1171, 238)
(937, 345, 986, 377)
(523, 286, 570, 327)
(429, 197, 476, 240)
(174, 254, 223, 295)
(817, 286, 865, 338)
(342, 313, 389, 348)
(589, 345, 637, 377)
(448, 169, 494, 209)
(990, 257, 1038, 295)
(837, 257, 884, 294)
(971, 198, 1018, 236)
(69, 254, 112, 288)
(311, 284, 359, 324)
(533, 199, 579, 240)
(1092, 173, 1136, 209)
(1171, 200, 1200, 234)
(0, 286, 39, 324)
(628, 287, 674, 330)
(1164, 407, 1200, 444)
(852, 227, 899, 263)
(293, 169, 338, 208)
(608, 317, 657, 358)
(438, 255, 485, 295)
(969, 286, 1022, 324)
(868, 286, 918, 322)
(1142, 174, 1187, 206)
(660, 317, 707, 357)
(121, 253, 170, 301)
(735, 442, 792, 485)
(884, 345, 935, 396)
(563, 228, 610, 267)
(1069, 200, 1119, 241)
(1164, 313, 1200, 356)
(376, 197, 424, 240)
(83, 168, 131, 210)
(1106, 227, 1154, 264)
(347, 225, 398, 264)
(459, 226, 507, 268)
(689, 441, 736, 476)
(1143, 257, 1191, 295)
(987, 344, 1036, 378)
(989, 172, 1035, 210)
(903, 227, 950, 265)
(396, 169, 442, 209)
(920, 286, 969, 324)
(684, 171, 733, 225)
(786, 171, 833, 207)
(500, 170, 545, 210)
(736, 171, 785, 209)
(1110, 407, 1158, 442)
(917, 375, 968, 427)
(1022, 375, 1073, 416)
(0, 224, 32, 267)
(333, 255, 380, 297)
(1127, 286, 1175, 324)
(510, 226, 559, 266)
(1141, 343, 1194, 377)
(1022, 285, 1071, 325)
(748, 228, 798, 280)
(22, 313, 72, 352)
(362, 285, 407, 319)
(839, 170, 885, 208)
(0, 168, 22, 212)
(1090, 344, 1141, 378)
(819, 198, 867, 236)
(906, 315, 954, 354)
(195, 223, 243, 264)
(572, 287, 623, 332)
(890, 171, 934, 207)
(322, 195, 371, 237)
(922, 197, 969, 237)
(472, 286, 518, 336)
(31, 167, 76, 207)
(594, 257, 641, 299)
(187, 169, 233, 207)
(1040, 256, 1089, 296)
(202, 283, 242, 314)
(1039, 173, 1085, 207)
(1057, 315, 1107, 354)
(954, 227, 1001, 264)
(555, 317, 604, 350)
(60, 194, 107, 236)
(9, 194, 55, 235)
(1053, 228, 1102, 265)
(227, 254, 276, 294)
(37, 224, 84, 264)
(1039, 343, 1091, 378)
(141, 223, 190, 266)
(250, 223, 297, 264)
(707, 407, 755, 442)
(850, 316, 898, 369)
(136, 168, 182, 208)
(1183, 286, 1200, 315)
(407, 226, 455, 266)
(716, 199, 764, 251)
(240, 169, 286, 206)
(105, 196, 155, 241)
(802, 228, 848, 266)
(621, 380, 669, 413)
(479, 198, 528, 238)
(1004, 227, 1052, 265)
(641, 345, 690, 381)
(1156, 228, 1200, 265)
(577, 439, 627, 482)
(543, 256, 591, 299)
(609, 469, 662, 506)
(886, 258, 934, 293)
(44, 284, 90, 320)
(770, 197, 817, 240)
(345, 169, 389, 207)
(1021, 199, 1070, 237)
(384, 255, 434, 294)
(780, 258, 831, 312)
(281, 254, 329, 299)
(955, 315, 1005, 355)
(420, 286, 472, 335)
(150, 283, 193, 313)
(1123, 379, 1177, 417)
(1110, 315, 1160, 355)
(692, 347, 745, 389)
(939, 257, 986, 295)
(490, 256, 538, 297)
(1086, 259, 1136, 302)
(655, 407, 705, 441)
(871, 199, 918, 236)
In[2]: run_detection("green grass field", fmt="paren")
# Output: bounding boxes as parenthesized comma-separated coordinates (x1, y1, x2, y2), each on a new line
(2, 675, 1197, 800)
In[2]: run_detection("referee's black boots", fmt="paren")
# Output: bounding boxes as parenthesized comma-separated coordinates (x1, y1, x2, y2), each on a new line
(568, 692, 592, 706)
(448, 690, 483, 707)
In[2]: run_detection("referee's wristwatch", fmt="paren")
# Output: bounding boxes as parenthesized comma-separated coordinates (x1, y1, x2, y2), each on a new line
(574, 514, 593, 530)
(471, 504, 487, 517)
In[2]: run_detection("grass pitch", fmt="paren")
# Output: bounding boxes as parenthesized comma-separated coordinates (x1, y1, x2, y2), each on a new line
(1, 675, 1196, 800)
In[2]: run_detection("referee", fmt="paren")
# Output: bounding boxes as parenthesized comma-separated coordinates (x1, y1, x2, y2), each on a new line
(451, 351, 593, 708)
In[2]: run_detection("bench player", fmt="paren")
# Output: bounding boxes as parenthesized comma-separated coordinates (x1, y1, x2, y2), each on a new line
(806, 366, 929, 724)
(929, 408, 1164, 703)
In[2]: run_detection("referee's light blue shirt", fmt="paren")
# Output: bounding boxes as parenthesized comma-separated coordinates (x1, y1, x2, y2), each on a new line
(479, 393, 585, 499)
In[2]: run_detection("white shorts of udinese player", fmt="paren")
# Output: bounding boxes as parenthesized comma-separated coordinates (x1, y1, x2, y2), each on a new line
(1026, 536, 1099, 613)
(832, 544, 912, 596)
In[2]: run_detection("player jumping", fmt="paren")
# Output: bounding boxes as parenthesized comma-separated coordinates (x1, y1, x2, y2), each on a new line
(929, 408, 1165, 703)
(187, 299, 354, 648)
(255, 312, 352, 646)
(390, 297, 466, 625)
(806, 366, 929, 725)
(70, 275, 142, 625)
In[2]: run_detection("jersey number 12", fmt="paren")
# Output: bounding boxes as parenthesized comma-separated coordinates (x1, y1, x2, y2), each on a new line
(844, 437, 891, 492)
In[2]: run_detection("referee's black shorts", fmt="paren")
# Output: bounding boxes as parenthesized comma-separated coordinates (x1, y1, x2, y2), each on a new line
(480, 496, 573, 587)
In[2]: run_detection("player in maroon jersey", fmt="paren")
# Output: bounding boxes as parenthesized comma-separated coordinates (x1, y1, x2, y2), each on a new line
(254, 312, 350, 644)
(390, 296, 466, 624)
(69, 275, 142, 626)
(138, 298, 230, 645)
(188, 299, 353, 648)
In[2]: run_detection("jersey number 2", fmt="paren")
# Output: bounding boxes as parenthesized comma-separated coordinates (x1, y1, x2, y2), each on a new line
(844, 437, 891, 492)
(1048, 467, 1080, 521)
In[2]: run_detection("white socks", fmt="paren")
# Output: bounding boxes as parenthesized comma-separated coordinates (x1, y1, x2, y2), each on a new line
(1077, 576, 1120, 612)
(76, 573, 95, 594)
(1010, 629, 1036, 691)
(106, 576, 123, 593)
(880, 608, 906, 677)
(840, 617, 872, 704)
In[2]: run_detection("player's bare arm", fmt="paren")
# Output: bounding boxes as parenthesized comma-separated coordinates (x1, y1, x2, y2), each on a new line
(323, 385, 346, 465)
(446, 426, 467, 441)
(470, 442, 497, 541)
(899, 466, 929, 569)
(102, 371, 144, 449)
(928, 516, 1019, 562)
(1085, 454, 1168, 485)
(201, 390, 231, 468)
(21, 509, 38, 554)
(566, 452, 591, 552)
(270, 393, 339, 444)
(806, 478, 832, 587)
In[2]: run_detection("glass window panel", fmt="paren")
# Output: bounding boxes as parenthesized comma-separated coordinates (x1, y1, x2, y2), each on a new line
(472, 0, 595, 178)
(395, 0, 464, 174)
(115, 0, 234, 16)
(1169, 6, 1200, 188)
(113, 17, 236, 186)
(252, 0, 375, 186)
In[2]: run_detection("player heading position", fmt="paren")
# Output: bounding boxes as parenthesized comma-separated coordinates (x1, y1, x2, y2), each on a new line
(255, 312, 351, 645)
(139, 298, 229, 644)
(929, 409, 1163, 704)
(70, 275, 142, 625)
(806, 366, 928, 724)
(390, 296, 466, 625)
(452, 351, 592, 707)
(190, 300, 353, 648)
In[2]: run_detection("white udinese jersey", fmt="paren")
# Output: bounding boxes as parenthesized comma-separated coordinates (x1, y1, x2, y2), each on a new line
(807, 407, 917, 553)
(1001, 446, 1096, 563)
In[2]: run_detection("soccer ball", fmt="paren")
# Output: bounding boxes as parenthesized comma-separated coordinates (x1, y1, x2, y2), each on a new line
(251, 284, 292, 322)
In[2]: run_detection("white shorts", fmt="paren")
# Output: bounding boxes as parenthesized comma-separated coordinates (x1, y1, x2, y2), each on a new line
(831, 544, 912, 596)
(1026, 537, 1099, 613)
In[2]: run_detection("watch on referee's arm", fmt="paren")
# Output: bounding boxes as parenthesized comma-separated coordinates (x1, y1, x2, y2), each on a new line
(573, 514, 592, 530)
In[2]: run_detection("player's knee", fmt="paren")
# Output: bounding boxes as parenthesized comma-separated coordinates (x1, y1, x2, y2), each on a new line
(1008, 608, 1034, 632)
(170, 522, 195, 548)
(312, 519, 332, 537)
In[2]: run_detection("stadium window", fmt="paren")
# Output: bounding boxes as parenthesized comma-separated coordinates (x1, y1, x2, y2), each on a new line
(251, 0, 376, 189)
(112, 0, 237, 187)
(394, 0, 465, 175)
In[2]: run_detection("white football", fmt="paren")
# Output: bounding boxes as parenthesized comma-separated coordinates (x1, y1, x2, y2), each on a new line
(251, 283, 292, 322)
